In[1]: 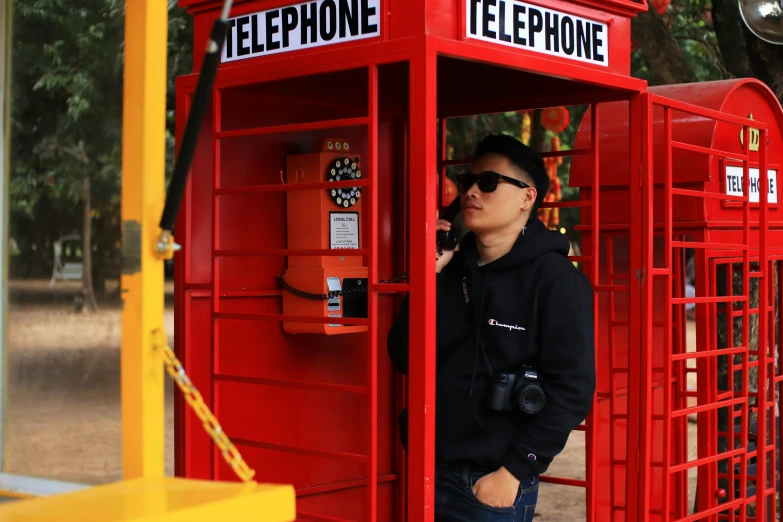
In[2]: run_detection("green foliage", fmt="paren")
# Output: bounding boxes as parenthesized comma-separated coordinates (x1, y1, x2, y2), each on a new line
(632, 1, 723, 85)
(667, 0, 724, 82)
(9, 0, 192, 278)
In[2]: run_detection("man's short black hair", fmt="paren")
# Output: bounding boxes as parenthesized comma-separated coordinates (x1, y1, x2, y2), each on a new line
(473, 133, 549, 211)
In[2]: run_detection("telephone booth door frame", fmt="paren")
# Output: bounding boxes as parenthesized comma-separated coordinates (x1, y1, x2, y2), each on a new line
(437, 94, 648, 522)
(406, 38, 648, 521)
(639, 91, 779, 522)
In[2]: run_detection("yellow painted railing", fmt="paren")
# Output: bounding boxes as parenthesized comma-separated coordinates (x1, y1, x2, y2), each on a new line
(0, 2, 296, 519)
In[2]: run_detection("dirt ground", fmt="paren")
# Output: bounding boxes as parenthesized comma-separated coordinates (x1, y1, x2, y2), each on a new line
(5, 279, 176, 484)
(4, 279, 698, 521)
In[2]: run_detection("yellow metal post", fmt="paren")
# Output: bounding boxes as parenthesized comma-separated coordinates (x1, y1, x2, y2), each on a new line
(120, 0, 168, 479)
(0, 1, 298, 517)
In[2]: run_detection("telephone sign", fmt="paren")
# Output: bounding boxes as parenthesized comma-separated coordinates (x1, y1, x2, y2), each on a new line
(724, 165, 778, 204)
(466, 0, 609, 66)
(222, 0, 381, 62)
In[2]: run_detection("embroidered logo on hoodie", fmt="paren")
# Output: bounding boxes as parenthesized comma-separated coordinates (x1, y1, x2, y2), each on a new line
(488, 319, 525, 331)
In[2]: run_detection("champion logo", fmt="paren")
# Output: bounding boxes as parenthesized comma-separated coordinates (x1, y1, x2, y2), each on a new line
(528, 453, 537, 461)
(488, 319, 525, 331)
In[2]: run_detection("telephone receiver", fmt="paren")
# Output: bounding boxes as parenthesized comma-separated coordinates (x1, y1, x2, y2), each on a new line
(436, 197, 461, 251)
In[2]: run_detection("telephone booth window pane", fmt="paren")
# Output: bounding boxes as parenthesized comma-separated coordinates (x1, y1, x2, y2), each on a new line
(220, 68, 369, 132)
(5, 215, 176, 485)
(441, 102, 612, 521)
(5, 191, 176, 483)
(4, 6, 176, 484)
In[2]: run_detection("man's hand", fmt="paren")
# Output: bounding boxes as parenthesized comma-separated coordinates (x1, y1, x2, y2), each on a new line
(471, 466, 520, 508)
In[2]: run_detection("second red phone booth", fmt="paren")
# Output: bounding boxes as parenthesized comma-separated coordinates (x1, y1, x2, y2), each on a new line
(172, 0, 782, 520)
(571, 78, 783, 521)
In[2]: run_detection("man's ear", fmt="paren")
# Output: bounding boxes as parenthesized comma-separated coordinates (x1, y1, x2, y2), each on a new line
(523, 187, 537, 211)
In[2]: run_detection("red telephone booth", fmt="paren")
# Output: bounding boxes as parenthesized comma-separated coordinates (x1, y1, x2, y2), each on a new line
(571, 78, 783, 521)
(172, 1, 780, 521)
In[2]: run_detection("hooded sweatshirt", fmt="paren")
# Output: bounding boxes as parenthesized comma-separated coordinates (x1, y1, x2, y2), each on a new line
(386, 216, 595, 483)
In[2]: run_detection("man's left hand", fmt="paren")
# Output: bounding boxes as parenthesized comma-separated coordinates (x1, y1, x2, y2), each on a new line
(471, 466, 520, 508)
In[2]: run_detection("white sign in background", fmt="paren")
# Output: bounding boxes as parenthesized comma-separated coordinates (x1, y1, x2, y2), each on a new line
(465, 0, 609, 67)
(222, 0, 381, 63)
(724, 165, 778, 204)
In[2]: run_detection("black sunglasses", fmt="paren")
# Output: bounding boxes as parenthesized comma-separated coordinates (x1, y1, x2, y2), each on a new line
(455, 171, 531, 194)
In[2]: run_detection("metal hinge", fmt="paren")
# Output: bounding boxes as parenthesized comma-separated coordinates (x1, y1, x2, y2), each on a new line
(635, 268, 646, 284)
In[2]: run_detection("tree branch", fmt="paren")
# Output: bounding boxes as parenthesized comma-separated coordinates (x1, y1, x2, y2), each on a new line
(711, 0, 754, 79)
(61, 142, 90, 164)
(632, 7, 698, 85)
(673, 32, 733, 78)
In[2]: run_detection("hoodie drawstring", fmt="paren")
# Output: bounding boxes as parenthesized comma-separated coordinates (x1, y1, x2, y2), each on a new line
(469, 270, 490, 396)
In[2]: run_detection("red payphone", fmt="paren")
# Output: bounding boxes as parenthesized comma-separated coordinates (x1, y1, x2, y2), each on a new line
(279, 138, 369, 335)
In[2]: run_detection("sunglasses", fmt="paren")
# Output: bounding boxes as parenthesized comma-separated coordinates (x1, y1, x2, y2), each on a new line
(455, 171, 531, 194)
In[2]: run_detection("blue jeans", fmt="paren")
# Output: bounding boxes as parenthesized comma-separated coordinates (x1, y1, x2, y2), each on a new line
(434, 466, 539, 521)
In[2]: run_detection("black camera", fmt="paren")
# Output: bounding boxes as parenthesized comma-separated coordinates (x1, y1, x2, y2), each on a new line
(486, 367, 545, 415)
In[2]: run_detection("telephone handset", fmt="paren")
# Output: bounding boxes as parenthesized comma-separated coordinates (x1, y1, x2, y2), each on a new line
(436, 197, 461, 252)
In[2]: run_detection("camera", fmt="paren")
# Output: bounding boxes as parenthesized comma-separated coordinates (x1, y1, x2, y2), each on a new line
(486, 367, 545, 415)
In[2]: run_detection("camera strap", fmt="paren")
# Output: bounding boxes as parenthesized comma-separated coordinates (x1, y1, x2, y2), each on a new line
(462, 265, 540, 380)
(479, 338, 494, 376)
(462, 265, 496, 379)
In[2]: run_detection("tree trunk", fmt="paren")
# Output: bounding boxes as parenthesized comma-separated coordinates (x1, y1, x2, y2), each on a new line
(631, 7, 698, 85)
(529, 109, 547, 154)
(82, 177, 98, 312)
(713, 0, 783, 100)
(711, 0, 754, 80)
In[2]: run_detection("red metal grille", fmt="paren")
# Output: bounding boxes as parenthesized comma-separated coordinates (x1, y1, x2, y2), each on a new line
(176, 63, 419, 521)
(173, 59, 783, 522)
(640, 93, 778, 522)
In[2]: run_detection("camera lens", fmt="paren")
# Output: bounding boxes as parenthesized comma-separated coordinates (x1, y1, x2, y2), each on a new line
(518, 385, 545, 414)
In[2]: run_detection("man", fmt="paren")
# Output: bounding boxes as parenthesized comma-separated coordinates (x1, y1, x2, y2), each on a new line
(387, 133, 595, 521)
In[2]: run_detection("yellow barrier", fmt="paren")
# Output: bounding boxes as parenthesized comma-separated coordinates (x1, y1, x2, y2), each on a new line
(154, 329, 256, 483)
(0, 477, 295, 521)
(0, 1, 296, 519)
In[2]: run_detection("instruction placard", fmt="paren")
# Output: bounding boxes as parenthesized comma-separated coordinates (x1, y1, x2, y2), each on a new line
(330, 212, 360, 249)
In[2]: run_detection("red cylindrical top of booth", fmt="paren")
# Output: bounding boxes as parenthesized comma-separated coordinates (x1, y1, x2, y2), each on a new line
(179, 0, 646, 78)
(571, 78, 783, 229)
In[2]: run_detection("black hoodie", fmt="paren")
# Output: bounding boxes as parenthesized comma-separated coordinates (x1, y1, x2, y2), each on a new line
(386, 216, 595, 483)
